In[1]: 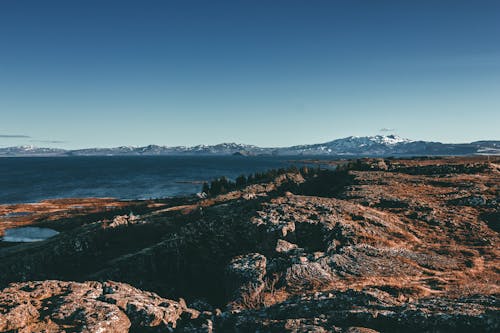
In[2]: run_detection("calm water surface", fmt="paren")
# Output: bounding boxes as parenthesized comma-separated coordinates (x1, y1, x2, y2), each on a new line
(0, 156, 315, 204)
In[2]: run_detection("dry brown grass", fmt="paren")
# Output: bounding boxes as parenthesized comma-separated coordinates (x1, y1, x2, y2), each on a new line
(236, 273, 285, 310)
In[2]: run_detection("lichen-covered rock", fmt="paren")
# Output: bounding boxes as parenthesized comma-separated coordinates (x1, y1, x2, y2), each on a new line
(275, 239, 299, 254)
(101, 281, 189, 329)
(0, 280, 198, 333)
(345, 327, 380, 333)
(218, 290, 499, 332)
(107, 212, 141, 228)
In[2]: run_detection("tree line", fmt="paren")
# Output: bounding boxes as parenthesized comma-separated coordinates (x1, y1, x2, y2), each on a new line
(201, 166, 314, 196)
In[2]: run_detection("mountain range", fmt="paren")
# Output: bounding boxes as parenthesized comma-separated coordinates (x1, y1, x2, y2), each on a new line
(1, 135, 499, 157)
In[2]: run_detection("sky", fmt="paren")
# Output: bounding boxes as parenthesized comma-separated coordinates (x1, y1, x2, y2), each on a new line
(0, 0, 499, 149)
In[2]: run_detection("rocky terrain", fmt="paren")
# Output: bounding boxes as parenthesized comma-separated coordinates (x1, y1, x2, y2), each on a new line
(0, 156, 499, 332)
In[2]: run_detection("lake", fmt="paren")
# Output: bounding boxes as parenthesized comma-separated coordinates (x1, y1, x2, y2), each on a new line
(0, 155, 317, 204)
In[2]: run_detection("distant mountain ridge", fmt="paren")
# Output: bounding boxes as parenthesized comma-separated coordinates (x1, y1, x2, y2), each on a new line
(1, 135, 499, 157)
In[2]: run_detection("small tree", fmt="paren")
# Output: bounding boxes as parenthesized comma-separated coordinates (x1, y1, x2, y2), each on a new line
(236, 174, 247, 187)
(210, 179, 221, 195)
(202, 182, 210, 194)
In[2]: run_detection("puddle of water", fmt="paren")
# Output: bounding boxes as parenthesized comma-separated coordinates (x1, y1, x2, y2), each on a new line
(2, 227, 59, 242)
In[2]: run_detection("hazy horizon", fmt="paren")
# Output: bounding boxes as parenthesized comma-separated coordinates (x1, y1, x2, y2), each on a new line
(1, 1, 499, 149)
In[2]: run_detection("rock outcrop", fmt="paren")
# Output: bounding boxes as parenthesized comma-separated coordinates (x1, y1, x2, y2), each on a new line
(0, 280, 198, 332)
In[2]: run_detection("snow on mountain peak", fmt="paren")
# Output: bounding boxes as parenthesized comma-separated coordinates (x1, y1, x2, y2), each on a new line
(19, 145, 36, 150)
(324, 135, 411, 148)
(369, 134, 412, 145)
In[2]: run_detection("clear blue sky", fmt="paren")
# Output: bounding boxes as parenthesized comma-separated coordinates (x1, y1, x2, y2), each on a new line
(1, 0, 499, 148)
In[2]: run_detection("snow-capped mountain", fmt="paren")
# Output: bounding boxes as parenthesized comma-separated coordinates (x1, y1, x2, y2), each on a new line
(65, 143, 265, 156)
(276, 135, 500, 156)
(0, 146, 66, 156)
(1, 135, 498, 157)
(279, 135, 415, 155)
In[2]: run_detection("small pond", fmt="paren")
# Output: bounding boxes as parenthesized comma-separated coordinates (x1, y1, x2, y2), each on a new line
(2, 227, 59, 242)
